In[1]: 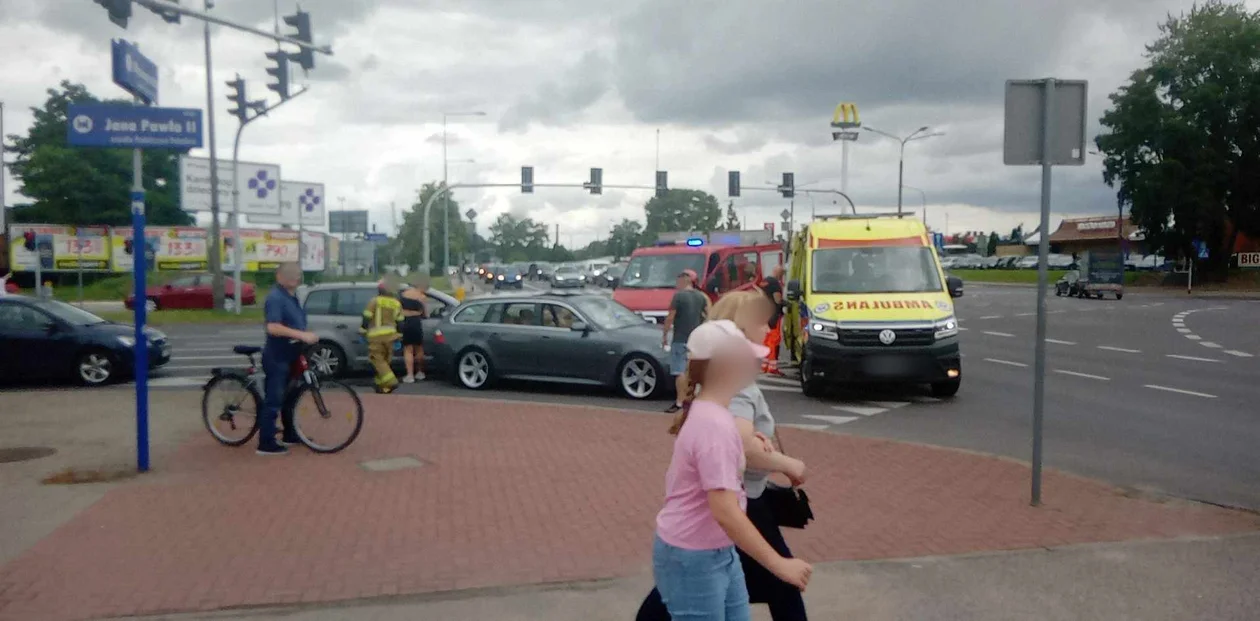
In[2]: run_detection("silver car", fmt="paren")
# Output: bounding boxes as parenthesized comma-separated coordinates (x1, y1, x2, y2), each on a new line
(297, 281, 458, 378)
(433, 291, 669, 400)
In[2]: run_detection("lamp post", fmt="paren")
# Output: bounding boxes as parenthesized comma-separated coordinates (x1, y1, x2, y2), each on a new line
(465, 208, 478, 265)
(901, 184, 928, 226)
(442, 111, 485, 275)
(864, 126, 944, 216)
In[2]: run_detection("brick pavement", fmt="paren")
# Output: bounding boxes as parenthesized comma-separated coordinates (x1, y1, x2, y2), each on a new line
(0, 393, 1256, 621)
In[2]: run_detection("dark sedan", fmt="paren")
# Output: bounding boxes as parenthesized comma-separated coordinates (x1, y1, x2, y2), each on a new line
(432, 292, 668, 400)
(0, 296, 171, 385)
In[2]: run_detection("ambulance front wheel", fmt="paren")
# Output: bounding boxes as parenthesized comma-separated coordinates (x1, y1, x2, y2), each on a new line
(799, 355, 825, 398)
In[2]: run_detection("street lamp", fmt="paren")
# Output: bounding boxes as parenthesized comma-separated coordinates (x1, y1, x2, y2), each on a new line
(864, 125, 945, 216)
(442, 110, 485, 275)
(901, 184, 928, 226)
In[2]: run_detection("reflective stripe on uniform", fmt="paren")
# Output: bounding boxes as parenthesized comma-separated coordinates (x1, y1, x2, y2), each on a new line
(366, 326, 398, 337)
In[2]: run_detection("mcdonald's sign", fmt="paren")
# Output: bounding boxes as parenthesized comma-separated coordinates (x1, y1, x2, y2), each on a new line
(831, 102, 860, 128)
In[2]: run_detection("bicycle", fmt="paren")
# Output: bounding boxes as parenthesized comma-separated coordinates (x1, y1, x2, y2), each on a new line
(201, 342, 364, 453)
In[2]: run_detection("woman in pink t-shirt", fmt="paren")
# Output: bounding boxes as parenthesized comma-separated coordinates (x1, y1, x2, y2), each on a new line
(651, 320, 812, 620)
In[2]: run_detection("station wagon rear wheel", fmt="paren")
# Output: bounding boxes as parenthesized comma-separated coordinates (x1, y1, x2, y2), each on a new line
(456, 349, 493, 390)
(618, 355, 660, 400)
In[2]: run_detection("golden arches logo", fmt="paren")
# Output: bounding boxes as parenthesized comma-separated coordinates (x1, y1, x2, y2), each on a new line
(831, 102, 860, 127)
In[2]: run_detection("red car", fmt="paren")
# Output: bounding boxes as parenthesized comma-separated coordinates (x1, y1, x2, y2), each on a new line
(125, 274, 255, 312)
(3, 280, 17, 295)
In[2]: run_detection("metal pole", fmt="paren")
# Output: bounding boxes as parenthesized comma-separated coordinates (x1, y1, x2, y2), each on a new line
(230, 121, 245, 315)
(442, 115, 449, 276)
(76, 227, 84, 307)
(0, 101, 6, 236)
(896, 143, 905, 216)
(1187, 257, 1194, 294)
(841, 139, 850, 197)
(131, 95, 150, 473)
(203, 1, 225, 311)
(1031, 77, 1056, 507)
(34, 245, 42, 299)
(135, 0, 333, 53)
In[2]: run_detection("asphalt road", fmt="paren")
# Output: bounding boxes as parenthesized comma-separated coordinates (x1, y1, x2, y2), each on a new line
(25, 280, 1260, 511)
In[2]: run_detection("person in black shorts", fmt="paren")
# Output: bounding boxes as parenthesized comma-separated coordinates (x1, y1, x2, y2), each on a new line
(400, 274, 429, 382)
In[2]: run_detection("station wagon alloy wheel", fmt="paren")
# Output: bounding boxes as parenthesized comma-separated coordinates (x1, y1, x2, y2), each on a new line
(78, 351, 113, 385)
(619, 356, 657, 399)
(458, 350, 491, 389)
(308, 343, 344, 379)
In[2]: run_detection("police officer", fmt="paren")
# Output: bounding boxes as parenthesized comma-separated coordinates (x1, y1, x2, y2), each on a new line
(362, 277, 404, 394)
(259, 262, 319, 456)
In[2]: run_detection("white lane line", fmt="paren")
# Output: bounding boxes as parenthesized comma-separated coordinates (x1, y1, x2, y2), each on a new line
(1151, 302, 1165, 307)
(758, 375, 799, 387)
(1144, 384, 1217, 399)
(865, 401, 912, 410)
(1015, 312, 1036, 317)
(1054, 369, 1110, 380)
(149, 377, 207, 387)
(779, 424, 829, 431)
(757, 384, 800, 393)
(1097, 345, 1142, 353)
(982, 331, 1016, 338)
(978, 315, 1003, 320)
(1224, 350, 1255, 358)
(1048, 310, 1066, 314)
(957, 326, 969, 331)
(161, 364, 223, 371)
(1045, 338, 1077, 345)
(1176, 328, 1192, 334)
(831, 405, 886, 416)
(171, 355, 239, 361)
(1186, 335, 1202, 340)
(1166, 354, 1222, 363)
(805, 414, 860, 424)
(984, 358, 1028, 368)
(1200, 342, 1223, 349)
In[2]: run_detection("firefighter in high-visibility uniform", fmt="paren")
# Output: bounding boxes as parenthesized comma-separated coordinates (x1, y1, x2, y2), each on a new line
(361, 280, 404, 394)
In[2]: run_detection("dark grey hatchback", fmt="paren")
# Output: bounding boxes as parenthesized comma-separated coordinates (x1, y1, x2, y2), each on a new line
(432, 292, 670, 400)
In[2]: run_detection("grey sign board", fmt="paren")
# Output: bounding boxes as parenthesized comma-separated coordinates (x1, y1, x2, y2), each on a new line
(329, 210, 369, 234)
(1003, 79, 1088, 166)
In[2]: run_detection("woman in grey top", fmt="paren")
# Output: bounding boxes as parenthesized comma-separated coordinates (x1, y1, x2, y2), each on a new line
(636, 290, 810, 621)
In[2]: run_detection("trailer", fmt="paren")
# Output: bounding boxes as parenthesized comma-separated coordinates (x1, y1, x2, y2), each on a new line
(1078, 249, 1124, 300)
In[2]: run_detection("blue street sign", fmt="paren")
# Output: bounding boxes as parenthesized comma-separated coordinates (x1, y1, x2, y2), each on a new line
(932, 232, 945, 251)
(365, 232, 389, 243)
(111, 39, 159, 104)
(66, 103, 202, 149)
(1192, 238, 1209, 259)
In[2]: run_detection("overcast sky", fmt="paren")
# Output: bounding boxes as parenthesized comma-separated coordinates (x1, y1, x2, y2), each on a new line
(2, 0, 1254, 248)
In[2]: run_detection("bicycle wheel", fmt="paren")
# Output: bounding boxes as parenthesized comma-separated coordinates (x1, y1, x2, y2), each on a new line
(290, 380, 363, 454)
(201, 374, 262, 446)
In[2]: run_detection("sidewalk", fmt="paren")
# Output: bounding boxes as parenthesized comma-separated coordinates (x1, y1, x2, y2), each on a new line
(0, 389, 1257, 621)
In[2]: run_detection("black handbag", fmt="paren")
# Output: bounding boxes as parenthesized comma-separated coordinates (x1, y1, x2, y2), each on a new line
(761, 431, 814, 529)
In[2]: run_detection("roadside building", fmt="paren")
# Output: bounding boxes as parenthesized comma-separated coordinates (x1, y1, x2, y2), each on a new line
(1047, 216, 1144, 258)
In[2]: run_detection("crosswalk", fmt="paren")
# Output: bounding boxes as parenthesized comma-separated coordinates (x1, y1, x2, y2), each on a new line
(754, 374, 941, 430)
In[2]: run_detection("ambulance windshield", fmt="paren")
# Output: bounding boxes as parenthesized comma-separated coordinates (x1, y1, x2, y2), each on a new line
(811, 246, 943, 294)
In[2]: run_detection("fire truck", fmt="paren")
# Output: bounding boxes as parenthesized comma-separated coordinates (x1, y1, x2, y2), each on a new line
(612, 230, 784, 324)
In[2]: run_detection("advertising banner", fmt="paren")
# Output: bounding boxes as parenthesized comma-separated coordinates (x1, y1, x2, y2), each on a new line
(178, 155, 282, 216)
(301, 231, 326, 272)
(248, 180, 326, 227)
(221, 229, 302, 272)
(111, 226, 209, 272)
(8, 224, 111, 272)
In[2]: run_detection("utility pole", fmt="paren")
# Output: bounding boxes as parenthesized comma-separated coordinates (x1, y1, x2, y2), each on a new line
(202, 0, 225, 310)
(0, 101, 6, 236)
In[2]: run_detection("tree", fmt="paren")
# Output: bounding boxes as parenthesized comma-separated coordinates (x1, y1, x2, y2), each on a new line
(642, 189, 722, 241)
(606, 218, 644, 259)
(489, 213, 550, 261)
(1009, 224, 1024, 243)
(987, 232, 1000, 256)
(4, 80, 192, 227)
(722, 200, 741, 230)
(1096, 1, 1260, 278)
(390, 182, 470, 272)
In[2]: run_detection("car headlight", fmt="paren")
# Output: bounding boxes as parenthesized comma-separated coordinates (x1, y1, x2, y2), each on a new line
(515, 274, 521, 280)
(497, 275, 505, 280)
(579, 275, 586, 280)
(934, 316, 959, 340)
(117, 336, 136, 347)
(807, 319, 839, 341)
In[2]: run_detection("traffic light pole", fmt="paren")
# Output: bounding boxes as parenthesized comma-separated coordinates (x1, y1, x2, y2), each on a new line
(134, 0, 332, 54)
(228, 86, 309, 314)
(129, 93, 151, 472)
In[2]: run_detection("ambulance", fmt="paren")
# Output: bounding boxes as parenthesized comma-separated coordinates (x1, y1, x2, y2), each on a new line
(782, 214, 964, 398)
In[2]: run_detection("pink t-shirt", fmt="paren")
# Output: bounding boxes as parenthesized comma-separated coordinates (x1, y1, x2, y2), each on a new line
(655, 400, 747, 550)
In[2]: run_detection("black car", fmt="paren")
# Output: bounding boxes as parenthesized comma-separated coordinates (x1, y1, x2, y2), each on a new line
(0, 296, 171, 385)
(1055, 270, 1085, 297)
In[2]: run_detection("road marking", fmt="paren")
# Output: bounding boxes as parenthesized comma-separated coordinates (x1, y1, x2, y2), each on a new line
(866, 400, 911, 410)
(1144, 384, 1217, 399)
(1048, 310, 1066, 314)
(978, 315, 1003, 320)
(149, 377, 206, 388)
(1176, 328, 1192, 334)
(983, 358, 1028, 368)
(758, 375, 798, 387)
(1015, 312, 1036, 317)
(756, 384, 800, 393)
(1097, 346, 1141, 353)
(162, 364, 223, 371)
(1150, 302, 1164, 307)
(1224, 350, 1255, 358)
(1199, 341, 1222, 348)
(1186, 335, 1202, 340)
(957, 326, 969, 331)
(171, 355, 239, 361)
(1166, 354, 1222, 363)
(805, 414, 860, 424)
(1045, 338, 1076, 345)
(982, 331, 1015, 338)
(1054, 369, 1110, 380)
(778, 423, 829, 431)
(831, 405, 886, 416)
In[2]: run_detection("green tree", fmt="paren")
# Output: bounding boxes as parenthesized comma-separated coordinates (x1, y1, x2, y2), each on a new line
(1096, 1, 1260, 278)
(489, 213, 550, 261)
(391, 182, 470, 272)
(986, 232, 1000, 256)
(606, 218, 644, 259)
(1009, 224, 1024, 243)
(4, 80, 192, 226)
(722, 200, 741, 230)
(642, 189, 722, 241)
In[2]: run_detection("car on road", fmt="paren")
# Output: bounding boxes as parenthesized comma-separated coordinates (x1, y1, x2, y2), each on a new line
(0, 295, 170, 385)
(1055, 270, 1086, 297)
(433, 291, 668, 400)
(550, 264, 587, 289)
(125, 274, 255, 312)
(494, 265, 526, 290)
(599, 262, 628, 288)
(297, 281, 458, 379)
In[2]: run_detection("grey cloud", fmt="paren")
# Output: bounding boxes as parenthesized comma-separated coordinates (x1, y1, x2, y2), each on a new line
(702, 130, 771, 155)
(498, 50, 612, 133)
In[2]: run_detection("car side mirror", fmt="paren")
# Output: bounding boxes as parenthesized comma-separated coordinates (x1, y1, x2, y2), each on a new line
(570, 321, 589, 333)
(947, 276, 964, 298)
(785, 280, 802, 302)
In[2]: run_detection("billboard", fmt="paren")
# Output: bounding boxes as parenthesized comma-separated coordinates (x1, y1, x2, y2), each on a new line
(247, 180, 327, 227)
(221, 229, 305, 272)
(329, 210, 369, 234)
(301, 230, 326, 272)
(178, 155, 282, 216)
(8, 224, 111, 272)
(111, 226, 209, 272)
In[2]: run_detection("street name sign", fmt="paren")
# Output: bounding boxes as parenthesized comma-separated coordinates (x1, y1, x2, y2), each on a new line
(111, 39, 158, 104)
(66, 104, 202, 149)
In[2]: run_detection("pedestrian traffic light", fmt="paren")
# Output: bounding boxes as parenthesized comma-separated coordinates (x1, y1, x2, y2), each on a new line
(521, 166, 534, 193)
(728, 170, 741, 197)
(94, 0, 131, 28)
(22, 230, 36, 252)
(780, 172, 795, 199)
(655, 171, 668, 198)
(265, 50, 290, 100)
(283, 9, 315, 72)
(225, 76, 248, 122)
(587, 167, 603, 195)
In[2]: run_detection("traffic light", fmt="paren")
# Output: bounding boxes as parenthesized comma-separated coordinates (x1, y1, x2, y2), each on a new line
(225, 76, 248, 122)
(780, 172, 795, 199)
(157, 0, 180, 23)
(655, 171, 668, 198)
(587, 167, 603, 195)
(521, 166, 534, 193)
(283, 9, 315, 72)
(265, 50, 290, 100)
(22, 230, 36, 251)
(728, 170, 741, 197)
(94, 0, 131, 28)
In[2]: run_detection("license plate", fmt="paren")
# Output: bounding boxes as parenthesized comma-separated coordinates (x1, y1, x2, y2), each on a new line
(863, 355, 914, 377)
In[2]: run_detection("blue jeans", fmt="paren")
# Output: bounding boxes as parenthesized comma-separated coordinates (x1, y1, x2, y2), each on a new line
(669, 345, 688, 376)
(652, 536, 750, 621)
(257, 356, 295, 448)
